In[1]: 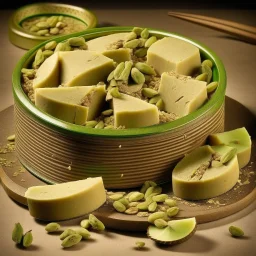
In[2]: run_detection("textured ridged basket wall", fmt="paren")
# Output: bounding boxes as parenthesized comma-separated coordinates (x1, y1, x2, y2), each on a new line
(12, 27, 226, 189)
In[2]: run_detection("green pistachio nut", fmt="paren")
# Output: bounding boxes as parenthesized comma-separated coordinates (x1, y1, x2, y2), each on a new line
(113, 201, 127, 212)
(54, 42, 71, 52)
(118, 61, 133, 81)
(44, 41, 57, 50)
(60, 229, 76, 240)
(131, 67, 145, 84)
(128, 192, 144, 202)
(148, 201, 158, 212)
(152, 194, 169, 203)
(110, 87, 122, 98)
(123, 39, 140, 49)
(22, 231, 33, 248)
(45, 222, 61, 233)
(80, 219, 91, 229)
(95, 121, 104, 129)
(229, 226, 244, 237)
(109, 193, 124, 201)
(114, 62, 125, 79)
(148, 212, 167, 224)
(140, 28, 149, 39)
(132, 27, 143, 36)
(202, 59, 213, 68)
(149, 95, 161, 104)
(207, 81, 219, 93)
(125, 207, 139, 215)
(12, 222, 23, 244)
(68, 37, 86, 47)
(33, 49, 45, 68)
(49, 27, 59, 35)
(195, 73, 208, 82)
(154, 219, 168, 228)
(85, 120, 98, 128)
(36, 21, 50, 29)
(202, 63, 212, 84)
(135, 62, 156, 75)
(89, 214, 105, 231)
(75, 228, 91, 240)
(46, 16, 59, 28)
(156, 99, 164, 111)
(42, 50, 54, 58)
(134, 47, 148, 58)
(145, 36, 157, 47)
(164, 199, 177, 207)
(125, 32, 137, 41)
(167, 206, 179, 217)
(61, 234, 82, 248)
(142, 88, 158, 98)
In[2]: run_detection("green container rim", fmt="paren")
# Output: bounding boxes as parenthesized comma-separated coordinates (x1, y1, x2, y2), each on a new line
(12, 26, 227, 138)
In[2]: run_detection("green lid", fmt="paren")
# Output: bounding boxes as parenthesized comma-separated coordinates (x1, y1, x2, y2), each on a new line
(8, 2, 97, 50)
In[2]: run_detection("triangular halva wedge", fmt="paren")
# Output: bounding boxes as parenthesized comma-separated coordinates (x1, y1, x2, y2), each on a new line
(59, 50, 115, 87)
(33, 52, 60, 89)
(111, 93, 159, 128)
(158, 72, 207, 117)
(86, 33, 132, 63)
(35, 85, 106, 125)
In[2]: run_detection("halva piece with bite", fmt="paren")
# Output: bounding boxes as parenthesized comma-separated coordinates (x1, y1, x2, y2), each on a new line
(35, 85, 106, 124)
(158, 72, 207, 117)
(86, 33, 132, 63)
(59, 50, 115, 87)
(33, 52, 60, 89)
(147, 37, 201, 76)
(172, 145, 239, 200)
(25, 177, 106, 221)
(111, 93, 159, 128)
(208, 127, 252, 168)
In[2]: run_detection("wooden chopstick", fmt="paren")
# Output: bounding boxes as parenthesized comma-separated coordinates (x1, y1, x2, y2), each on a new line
(167, 11, 256, 44)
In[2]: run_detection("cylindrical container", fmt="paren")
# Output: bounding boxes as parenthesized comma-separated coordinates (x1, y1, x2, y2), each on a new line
(12, 27, 226, 189)
(8, 2, 97, 50)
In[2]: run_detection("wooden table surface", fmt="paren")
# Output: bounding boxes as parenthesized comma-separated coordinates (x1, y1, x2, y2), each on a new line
(0, 5, 255, 256)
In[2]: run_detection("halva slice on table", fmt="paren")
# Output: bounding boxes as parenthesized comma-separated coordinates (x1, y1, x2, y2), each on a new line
(172, 145, 239, 200)
(25, 177, 106, 221)
(111, 93, 159, 128)
(147, 36, 201, 76)
(147, 217, 197, 245)
(86, 33, 132, 63)
(59, 50, 115, 87)
(158, 72, 207, 117)
(33, 52, 60, 89)
(208, 127, 252, 168)
(35, 85, 106, 124)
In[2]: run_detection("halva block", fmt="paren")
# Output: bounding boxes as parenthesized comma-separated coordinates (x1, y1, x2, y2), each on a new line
(208, 127, 252, 168)
(35, 85, 106, 124)
(147, 37, 201, 76)
(25, 177, 106, 221)
(158, 72, 207, 117)
(33, 52, 60, 89)
(111, 93, 159, 128)
(87, 33, 132, 63)
(59, 50, 115, 87)
(172, 145, 239, 200)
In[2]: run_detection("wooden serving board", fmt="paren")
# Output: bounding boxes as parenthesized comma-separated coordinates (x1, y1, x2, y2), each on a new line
(0, 97, 256, 231)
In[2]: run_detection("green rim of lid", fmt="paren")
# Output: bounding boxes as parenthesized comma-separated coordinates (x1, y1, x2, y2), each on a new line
(8, 2, 97, 50)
